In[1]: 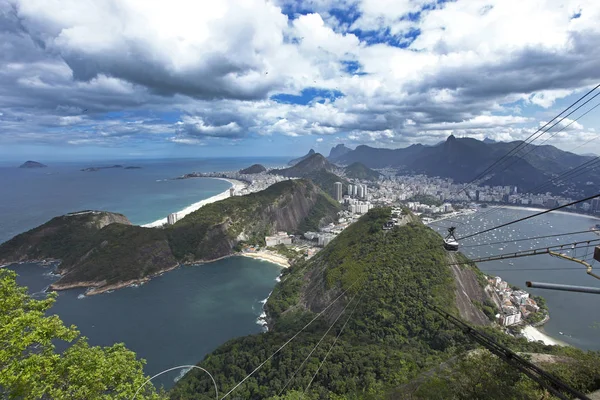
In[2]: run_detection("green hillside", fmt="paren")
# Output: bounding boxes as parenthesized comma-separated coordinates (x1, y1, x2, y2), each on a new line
(343, 162, 381, 181)
(0, 180, 339, 292)
(170, 208, 600, 399)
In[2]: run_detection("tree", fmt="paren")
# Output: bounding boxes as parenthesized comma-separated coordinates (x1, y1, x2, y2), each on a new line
(0, 268, 166, 399)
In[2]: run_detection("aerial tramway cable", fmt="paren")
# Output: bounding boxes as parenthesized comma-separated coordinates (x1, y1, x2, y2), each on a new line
(457, 192, 600, 241)
(457, 84, 600, 197)
(277, 289, 360, 396)
(302, 290, 365, 397)
(423, 299, 591, 400)
(461, 229, 599, 248)
(219, 278, 362, 399)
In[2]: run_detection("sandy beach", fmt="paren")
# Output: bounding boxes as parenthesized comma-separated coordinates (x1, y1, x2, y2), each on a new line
(492, 205, 600, 221)
(522, 325, 567, 346)
(142, 178, 246, 228)
(239, 251, 290, 268)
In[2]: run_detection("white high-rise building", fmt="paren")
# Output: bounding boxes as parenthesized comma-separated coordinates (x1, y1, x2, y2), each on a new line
(167, 213, 179, 225)
(347, 184, 353, 196)
(353, 185, 358, 196)
(357, 185, 364, 198)
(334, 182, 343, 202)
(363, 184, 368, 199)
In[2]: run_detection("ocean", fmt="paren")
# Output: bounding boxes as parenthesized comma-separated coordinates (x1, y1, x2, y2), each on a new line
(1, 157, 287, 389)
(0, 157, 288, 243)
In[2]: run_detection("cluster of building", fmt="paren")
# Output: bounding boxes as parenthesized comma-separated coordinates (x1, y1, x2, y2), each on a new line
(181, 170, 290, 196)
(488, 276, 541, 326)
(265, 232, 293, 247)
(406, 201, 454, 215)
(366, 173, 597, 215)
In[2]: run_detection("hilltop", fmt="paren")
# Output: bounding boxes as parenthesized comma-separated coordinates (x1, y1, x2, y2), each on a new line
(270, 153, 348, 198)
(0, 180, 339, 294)
(171, 209, 600, 399)
(19, 160, 47, 168)
(343, 161, 381, 181)
(239, 164, 267, 174)
(288, 149, 316, 166)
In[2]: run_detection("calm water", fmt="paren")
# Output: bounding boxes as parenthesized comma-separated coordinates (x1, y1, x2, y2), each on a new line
(0, 157, 288, 243)
(11, 258, 281, 389)
(1, 157, 288, 389)
(434, 207, 600, 350)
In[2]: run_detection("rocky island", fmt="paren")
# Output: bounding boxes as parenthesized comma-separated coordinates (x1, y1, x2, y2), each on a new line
(19, 160, 47, 168)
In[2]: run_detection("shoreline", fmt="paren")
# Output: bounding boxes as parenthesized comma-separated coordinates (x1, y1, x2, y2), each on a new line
(484, 205, 600, 221)
(238, 251, 290, 268)
(521, 325, 568, 347)
(141, 178, 246, 228)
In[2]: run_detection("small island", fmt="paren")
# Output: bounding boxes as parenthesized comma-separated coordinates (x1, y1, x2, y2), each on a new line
(19, 161, 47, 169)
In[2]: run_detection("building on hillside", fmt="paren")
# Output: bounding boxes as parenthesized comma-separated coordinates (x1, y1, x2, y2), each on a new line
(167, 213, 178, 225)
(334, 182, 343, 202)
(265, 232, 292, 247)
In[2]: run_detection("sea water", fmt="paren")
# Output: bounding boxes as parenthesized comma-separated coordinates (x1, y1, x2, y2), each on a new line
(434, 207, 600, 351)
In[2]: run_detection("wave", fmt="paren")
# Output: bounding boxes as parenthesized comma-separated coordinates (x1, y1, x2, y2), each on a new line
(256, 291, 273, 332)
(174, 366, 192, 383)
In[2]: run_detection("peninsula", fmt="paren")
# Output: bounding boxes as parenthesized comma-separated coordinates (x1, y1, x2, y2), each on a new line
(0, 180, 339, 295)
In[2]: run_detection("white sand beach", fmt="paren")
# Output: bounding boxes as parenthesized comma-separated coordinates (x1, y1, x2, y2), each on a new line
(239, 251, 290, 268)
(522, 325, 567, 346)
(495, 205, 600, 221)
(142, 178, 246, 228)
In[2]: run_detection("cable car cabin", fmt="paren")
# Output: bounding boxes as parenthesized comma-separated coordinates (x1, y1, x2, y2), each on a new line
(443, 227, 459, 251)
(444, 238, 459, 251)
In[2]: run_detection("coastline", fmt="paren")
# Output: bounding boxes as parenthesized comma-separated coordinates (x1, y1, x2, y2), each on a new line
(142, 178, 246, 228)
(522, 325, 568, 347)
(486, 205, 600, 221)
(238, 251, 290, 268)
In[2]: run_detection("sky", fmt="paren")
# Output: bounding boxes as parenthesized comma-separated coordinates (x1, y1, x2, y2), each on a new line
(1, 0, 600, 161)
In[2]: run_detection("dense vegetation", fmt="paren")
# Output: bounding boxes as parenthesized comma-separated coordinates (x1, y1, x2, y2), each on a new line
(0, 180, 339, 291)
(171, 208, 600, 399)
(407, 194, 443, 207)
(171, 209, 466, 399)
(343, 162, 381, 181)
(0, 268, 165, 399)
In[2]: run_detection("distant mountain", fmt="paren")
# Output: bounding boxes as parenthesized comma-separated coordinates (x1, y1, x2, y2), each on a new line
(270, 153, 347, 197)
(274, 153, 335, 177)
(239, 164, 266, 174)
(581, 152, 598, 157)
(333, 135, 596, 194)
(344, 162, 381, 181)
(19, 161, 47, 168)
(483, 137, 497, 144)
(288, 149, 315, 166)
(328, 144, 352, 161)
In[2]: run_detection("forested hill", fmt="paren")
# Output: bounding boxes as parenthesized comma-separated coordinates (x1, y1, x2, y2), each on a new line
(171, 208, 600, 399)
(0, 180, 339, 294)
(171, 209, 462, 399)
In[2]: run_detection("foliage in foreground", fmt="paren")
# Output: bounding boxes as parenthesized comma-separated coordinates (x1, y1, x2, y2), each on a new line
(0, 268, 165, 400)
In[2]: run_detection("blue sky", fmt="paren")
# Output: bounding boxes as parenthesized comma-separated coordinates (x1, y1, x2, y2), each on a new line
(1, 0, 599, 162)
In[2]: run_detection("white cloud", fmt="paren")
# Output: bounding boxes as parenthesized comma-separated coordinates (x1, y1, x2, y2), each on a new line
(0, 0, 599, 152)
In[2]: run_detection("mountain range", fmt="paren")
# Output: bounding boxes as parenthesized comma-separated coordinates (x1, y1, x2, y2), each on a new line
(319, 135, 596, 195)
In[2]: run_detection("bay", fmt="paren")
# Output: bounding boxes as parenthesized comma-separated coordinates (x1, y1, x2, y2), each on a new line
(434, 207, 600, 350)
(10, 257, 281, 390)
